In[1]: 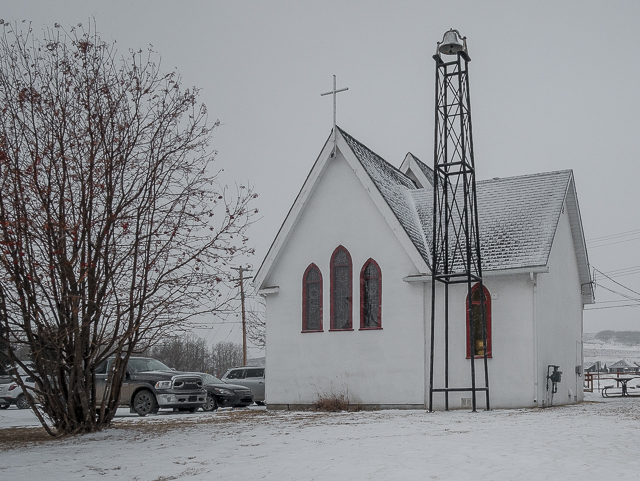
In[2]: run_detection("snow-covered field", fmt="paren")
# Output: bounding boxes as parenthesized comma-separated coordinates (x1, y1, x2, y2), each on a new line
(1, 391, 639, 481)
(2, 336, 640, 480)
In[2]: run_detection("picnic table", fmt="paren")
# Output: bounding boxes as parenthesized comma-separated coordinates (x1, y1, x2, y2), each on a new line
(601, 376, 638, 397)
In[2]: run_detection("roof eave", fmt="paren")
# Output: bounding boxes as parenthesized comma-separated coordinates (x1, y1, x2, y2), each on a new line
(564, 174, 594, 304)
(253, 131, 335, 289)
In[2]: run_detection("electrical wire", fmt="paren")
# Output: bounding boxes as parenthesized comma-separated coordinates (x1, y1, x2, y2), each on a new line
(593, 267, 640, 298)
(594, 283, 639, 302)
(584, 303, 640, 310)
(599, 265, 640, 279)
(587, 228, 640, 243)
(603, 265, 640, 275)
(587, 236, 640, 249)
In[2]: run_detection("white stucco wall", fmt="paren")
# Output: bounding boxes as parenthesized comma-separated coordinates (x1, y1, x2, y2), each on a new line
(425, 273, 537, 410)
(263, 150, 425, 408)
(535, 202, 584, 406)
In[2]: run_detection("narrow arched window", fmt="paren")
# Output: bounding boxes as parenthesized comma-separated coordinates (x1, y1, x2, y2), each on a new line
(466, 283, 492, 358)
(302, 264, 323, 332)
(360, 259, 382, 329)
(330, 246, 352, 330)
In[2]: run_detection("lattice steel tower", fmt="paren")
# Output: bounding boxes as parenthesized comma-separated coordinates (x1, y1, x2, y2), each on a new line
(428, 29, 490, 412)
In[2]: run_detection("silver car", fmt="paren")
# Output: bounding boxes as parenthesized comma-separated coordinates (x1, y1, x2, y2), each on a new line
(221, 367, 265, 404)
(0, 368, 36, 409)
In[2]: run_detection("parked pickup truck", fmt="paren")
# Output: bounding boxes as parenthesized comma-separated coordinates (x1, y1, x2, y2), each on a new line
(95, 357, 207, 416)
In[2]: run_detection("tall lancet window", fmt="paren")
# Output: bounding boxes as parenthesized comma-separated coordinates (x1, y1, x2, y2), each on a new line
(466, 283, 492, 358)
(360, 259, 382, 329)
(330, 246, 352, 330)
(302, 264, 323, 332)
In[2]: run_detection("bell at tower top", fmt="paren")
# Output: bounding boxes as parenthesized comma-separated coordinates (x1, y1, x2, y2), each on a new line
(436, 29, 468, 57)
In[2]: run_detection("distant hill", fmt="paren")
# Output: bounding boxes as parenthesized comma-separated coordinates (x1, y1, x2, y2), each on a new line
(584, 331, 640, 366)
(593, 330, 640, 346)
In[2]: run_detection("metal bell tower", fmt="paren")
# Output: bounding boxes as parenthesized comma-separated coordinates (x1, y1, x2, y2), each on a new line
(428, 29, 490, 412)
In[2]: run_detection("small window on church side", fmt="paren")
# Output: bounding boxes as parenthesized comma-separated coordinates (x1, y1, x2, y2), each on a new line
(330, 246, 352, 330)
(302, 264, 323, 332)
(466, 283, 492, 358)
(360, 259, 382, 329)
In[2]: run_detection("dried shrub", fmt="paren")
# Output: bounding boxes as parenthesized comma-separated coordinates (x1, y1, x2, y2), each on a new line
(313, 390, 363, 412)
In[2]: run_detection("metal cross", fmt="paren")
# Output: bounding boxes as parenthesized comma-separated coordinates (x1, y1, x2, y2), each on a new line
(321, 75, 348, 157)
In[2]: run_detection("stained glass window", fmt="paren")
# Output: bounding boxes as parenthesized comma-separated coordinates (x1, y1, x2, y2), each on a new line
(331, 246, 352, 330)
(303, 264, 323, 332)
(360, 259, 381, 329)
(466, 283, 492, 358)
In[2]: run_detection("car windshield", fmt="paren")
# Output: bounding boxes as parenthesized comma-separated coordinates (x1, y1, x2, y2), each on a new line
(201, 374, 224, 385)
(127, 358, 171, 372)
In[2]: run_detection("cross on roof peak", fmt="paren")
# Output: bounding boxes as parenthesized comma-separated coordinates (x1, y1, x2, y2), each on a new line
(321, 75, 348, 157)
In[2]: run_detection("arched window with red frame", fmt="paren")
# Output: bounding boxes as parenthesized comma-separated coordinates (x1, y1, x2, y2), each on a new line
(466, 283, 492, 358)
(360, 259, 382, 329)
(330, 246, 352, 330)
(302, 263, 323, 332)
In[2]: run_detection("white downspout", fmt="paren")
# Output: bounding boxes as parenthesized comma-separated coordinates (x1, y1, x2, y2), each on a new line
(531, 272, 539, 405)
(423, 281, 429, 408)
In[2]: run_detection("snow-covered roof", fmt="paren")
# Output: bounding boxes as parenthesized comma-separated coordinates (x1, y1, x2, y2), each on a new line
(340, 129, 431, 263)
(339, 128, 593, 302)
(255, 127, 593, 303)
(608, 359, 637, 369)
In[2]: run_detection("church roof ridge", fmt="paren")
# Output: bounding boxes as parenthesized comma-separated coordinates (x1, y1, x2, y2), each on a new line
(478, 169, 573, 184)
(336, 126, 415, 187)
(337, 126, 431, 265)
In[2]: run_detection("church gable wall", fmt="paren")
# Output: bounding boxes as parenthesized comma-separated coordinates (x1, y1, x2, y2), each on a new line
(264, 151, 425, 407)
(535, 201, 584, 406)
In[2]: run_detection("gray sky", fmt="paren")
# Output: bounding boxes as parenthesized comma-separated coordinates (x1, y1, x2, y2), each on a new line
(4, 1, 640, 341)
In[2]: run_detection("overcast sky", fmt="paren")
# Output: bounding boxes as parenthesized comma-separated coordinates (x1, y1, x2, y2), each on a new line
(4, 1, 640, 344)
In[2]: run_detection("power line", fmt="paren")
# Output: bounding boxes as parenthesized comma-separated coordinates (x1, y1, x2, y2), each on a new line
(604, 265, 640, 275)
(592, 299, 640, 304)
(587, 228, 640, 243)
(584, 303, 640, 310)
(593, 267, 640, 298)
(587, 236, 640, 249)
(594, 283, 639, 302)
(600, 266, 640, 279)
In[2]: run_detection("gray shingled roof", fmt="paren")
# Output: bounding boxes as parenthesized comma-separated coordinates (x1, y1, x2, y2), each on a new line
(410, 154, 435, 186)
(339, 127, 578, 273)
(339, 128, 431, 263)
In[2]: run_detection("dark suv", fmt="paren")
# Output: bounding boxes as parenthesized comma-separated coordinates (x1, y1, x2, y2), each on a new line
(95, 357, 206, 416)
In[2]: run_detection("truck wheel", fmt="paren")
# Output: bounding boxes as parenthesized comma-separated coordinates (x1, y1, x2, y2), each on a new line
(133, 390, 157, 417)
(16, 394, 30, 409)
(202, 393, 218, 412)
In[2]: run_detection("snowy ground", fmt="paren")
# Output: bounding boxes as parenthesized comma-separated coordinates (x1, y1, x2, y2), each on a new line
(1, 391, 639, 480)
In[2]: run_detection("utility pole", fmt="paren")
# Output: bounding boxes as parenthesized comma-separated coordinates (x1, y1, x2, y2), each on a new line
(232, 266, 253, 366)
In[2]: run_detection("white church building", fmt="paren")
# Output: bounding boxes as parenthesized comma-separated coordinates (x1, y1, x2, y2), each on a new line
(254, 127, 593, 410)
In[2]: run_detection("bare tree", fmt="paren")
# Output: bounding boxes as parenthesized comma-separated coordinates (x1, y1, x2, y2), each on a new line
(209, 341, 243, 377)
(147, 333, 210, 373)
(246, 295, 266, 351)
(0, 22, 257, 436)
(147, 335, 243, 377)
